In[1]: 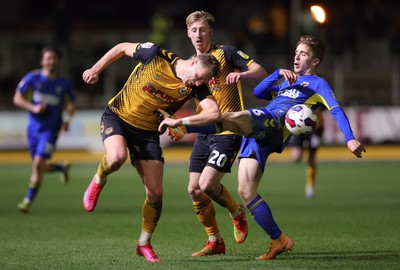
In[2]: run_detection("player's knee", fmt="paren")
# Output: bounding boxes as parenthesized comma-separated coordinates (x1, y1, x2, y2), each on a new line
(107, 153, 127, 170)
(199, 180, 218, 197)
(188, 185, 201, 197)
(108, 160, 124, 171)
(238, 187, 252, 203)
(147, 189, 163, 202)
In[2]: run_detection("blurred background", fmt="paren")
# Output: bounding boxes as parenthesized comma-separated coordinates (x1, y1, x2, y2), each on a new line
(0, 0, 399, 152)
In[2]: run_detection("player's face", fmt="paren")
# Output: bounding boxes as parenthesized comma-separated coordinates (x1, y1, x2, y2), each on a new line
(40, 51, 60, 74)
(187, 19, 213, 53)
(182, 60, 212, 87)
(293, 44, 315, 75)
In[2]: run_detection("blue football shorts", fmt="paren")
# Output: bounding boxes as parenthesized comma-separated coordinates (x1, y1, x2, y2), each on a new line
(238, 108, 290, 172)
(27, 131, 57, 159)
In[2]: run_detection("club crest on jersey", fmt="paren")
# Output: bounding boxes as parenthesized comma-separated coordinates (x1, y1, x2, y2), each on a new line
(154, 74, 160, 81)
(105, 127, 114, 135)
(300, 82, 309, 87)
(140, 42, 155, 49)
(178, 87, 189, 96)
(237, 50, 250, 60)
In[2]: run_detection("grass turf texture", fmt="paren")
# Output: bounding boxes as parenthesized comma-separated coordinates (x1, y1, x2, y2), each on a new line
(1, 161, 399, 269)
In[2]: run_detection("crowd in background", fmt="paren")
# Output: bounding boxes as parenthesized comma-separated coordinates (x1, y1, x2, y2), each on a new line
(0, 0, 399, 109)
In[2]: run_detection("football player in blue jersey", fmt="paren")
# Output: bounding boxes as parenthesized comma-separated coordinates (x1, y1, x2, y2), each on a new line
(159, 35, 366, 260)
(14, 46, 76, 214)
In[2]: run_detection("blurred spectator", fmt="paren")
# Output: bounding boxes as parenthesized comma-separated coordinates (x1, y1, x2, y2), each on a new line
(246, 9, 273, 57)
(269, 1, 289, 54)
(363, 0, 389, 39)
(149, 7, 173, 48)
(389, 23, 400, 56)
(334, 2, 359, 55)
(228, 4, 248, 51)
(328, 1, 360, 68)
(299, 3, 318, 36)
(50, 0, 72, 50)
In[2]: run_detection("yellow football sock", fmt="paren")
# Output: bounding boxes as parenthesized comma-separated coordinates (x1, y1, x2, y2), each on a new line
(96, 155, 115, 179)
(212, 184, 238, 215)
(306, 165, 317, 188)
(142, 198, 162, 233)
(193, 197, 219, 236)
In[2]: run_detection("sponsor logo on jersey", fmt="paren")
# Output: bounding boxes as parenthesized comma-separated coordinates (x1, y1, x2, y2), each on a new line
(153, 89, 181, 103)
(32, 91, 61, 105)
(208, 77, 221, 92)
(278, 89, 300, 99)
(143, 83, 156, 94)
(237, 50, 250, 59)
(142, 82, 184, 103)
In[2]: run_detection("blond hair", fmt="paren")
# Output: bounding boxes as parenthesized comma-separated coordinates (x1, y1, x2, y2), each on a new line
(186, 10, 215, 28)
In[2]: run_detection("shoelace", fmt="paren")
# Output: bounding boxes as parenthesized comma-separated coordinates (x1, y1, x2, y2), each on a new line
(141, 245, 158, 259)
(87, 183, 101, 200)
(233, 214, 245, 229)
(204, 240, 220, 250)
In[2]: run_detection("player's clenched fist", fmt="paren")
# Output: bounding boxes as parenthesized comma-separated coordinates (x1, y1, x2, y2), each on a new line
(82, 69, 99, 84)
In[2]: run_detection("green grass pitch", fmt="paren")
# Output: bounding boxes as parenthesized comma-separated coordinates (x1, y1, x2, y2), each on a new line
(1, 161, 399, 269)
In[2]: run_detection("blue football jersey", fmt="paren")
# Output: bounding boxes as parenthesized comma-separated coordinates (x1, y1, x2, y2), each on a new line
(253, 69, 355, 142)
(16, 69, 75, 134)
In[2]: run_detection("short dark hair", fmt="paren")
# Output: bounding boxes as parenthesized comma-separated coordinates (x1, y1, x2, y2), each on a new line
(297, 35, 325, 62)
(197, 53, 220, 77)
(40, 46, 63, 59)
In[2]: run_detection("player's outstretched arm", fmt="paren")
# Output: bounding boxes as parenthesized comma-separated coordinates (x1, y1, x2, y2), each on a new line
(82, 42, 138, 84)
(347, 139, 366, 158)
(157, 97, 221, 133)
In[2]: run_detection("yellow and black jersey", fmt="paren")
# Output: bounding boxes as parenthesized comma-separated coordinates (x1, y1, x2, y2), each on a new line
(196, 44, 254, 135)
(108, 42, 211, 131)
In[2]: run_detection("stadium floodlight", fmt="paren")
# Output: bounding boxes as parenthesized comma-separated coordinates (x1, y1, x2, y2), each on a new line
(310, 5, 326, 24)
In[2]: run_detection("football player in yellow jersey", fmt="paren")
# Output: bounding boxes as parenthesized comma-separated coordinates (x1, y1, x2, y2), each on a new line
(81, 41, 220, 263)
(162, 11, 267, 256)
